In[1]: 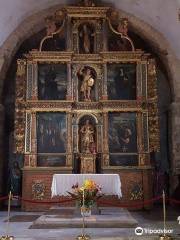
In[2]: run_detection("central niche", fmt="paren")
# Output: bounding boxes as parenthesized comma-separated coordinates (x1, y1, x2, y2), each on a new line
(78, 115, 97, 154)
(77, 65, 97, 102)
(78, 22, 95, 54)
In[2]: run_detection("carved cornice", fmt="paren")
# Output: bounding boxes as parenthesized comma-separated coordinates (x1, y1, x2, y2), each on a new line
(26, 101, 73, 111)
(25, 51, 73, 62)
(101, 51, 149, 62)
(65, 6, 109, 18)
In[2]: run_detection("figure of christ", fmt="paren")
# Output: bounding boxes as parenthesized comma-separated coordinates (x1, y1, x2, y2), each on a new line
(80, 120, 95, 153)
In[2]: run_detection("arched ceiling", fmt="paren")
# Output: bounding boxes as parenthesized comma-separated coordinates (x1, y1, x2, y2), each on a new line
(0, 0, 180, 58)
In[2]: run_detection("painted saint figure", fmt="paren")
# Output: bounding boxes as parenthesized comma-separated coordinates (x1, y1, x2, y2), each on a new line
(78, 67, 95, 101)
(80, 120, 95, 153)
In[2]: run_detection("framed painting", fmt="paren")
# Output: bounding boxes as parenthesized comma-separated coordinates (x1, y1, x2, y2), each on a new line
(37, 155, 66, 167)
(38, 64, 67, 100)
(37, 112, 66, 154)
(107, 63, 136, 100)
(108, 112, 137, 153)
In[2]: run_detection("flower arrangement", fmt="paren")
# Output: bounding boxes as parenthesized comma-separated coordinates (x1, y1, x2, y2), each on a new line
(68, 179, 102, 209)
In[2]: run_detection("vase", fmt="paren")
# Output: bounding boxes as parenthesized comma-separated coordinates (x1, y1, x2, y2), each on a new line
(81, 206, 91, 217)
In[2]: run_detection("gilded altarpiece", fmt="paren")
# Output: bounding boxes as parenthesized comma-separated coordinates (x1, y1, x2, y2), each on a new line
(14, 1, 160, 210)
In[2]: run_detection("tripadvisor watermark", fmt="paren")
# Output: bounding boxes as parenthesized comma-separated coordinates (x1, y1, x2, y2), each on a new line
(135, 227, 173, 236)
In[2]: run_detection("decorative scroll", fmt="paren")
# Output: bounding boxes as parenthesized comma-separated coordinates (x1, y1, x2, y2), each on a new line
(147, 58, 160, 152)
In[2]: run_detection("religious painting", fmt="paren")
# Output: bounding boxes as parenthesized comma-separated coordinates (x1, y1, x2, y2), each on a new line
(37, 112, 66, 154)
(38, 64, 67, 100)
(41, 15, 66, 51)
(37, 155, 66, 167)
(109, 155, 138, 166)
(79, 23, 95, 54)
(108, 112, 137, 153)
(77, 66, 97, 102)
(107, 63, 136, 100)
(108, 32, 133, 51)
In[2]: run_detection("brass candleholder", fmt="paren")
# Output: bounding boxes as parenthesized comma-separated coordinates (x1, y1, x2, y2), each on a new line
(0, 192, 14, 240)
(76, 189, 91, 240)
(159, 191, 173, 240)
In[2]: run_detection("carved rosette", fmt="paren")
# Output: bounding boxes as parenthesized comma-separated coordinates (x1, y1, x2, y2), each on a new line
(14, 59, 26, 153)
(147, 59, 160, 152)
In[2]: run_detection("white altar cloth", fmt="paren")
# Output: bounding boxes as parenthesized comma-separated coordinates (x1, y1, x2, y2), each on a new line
(51, 174, 122, 198)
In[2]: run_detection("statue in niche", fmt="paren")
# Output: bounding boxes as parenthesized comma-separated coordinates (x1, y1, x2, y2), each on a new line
(79, 23, 95, 54)
(80, 120, 95, 153)
(78, 66, 95, 101)
(78, 0, 95, 7)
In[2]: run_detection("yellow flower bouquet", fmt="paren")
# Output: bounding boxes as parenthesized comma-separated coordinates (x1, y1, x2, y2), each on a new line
(68, 179, 102, 208)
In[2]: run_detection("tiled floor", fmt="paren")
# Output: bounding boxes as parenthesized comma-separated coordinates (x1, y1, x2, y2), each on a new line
(0, 206, 180, 240)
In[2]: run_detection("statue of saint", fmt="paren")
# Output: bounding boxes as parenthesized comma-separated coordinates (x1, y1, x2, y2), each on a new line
(80, 120, 95, 153)
(79, 24, 95, 54)
(78, 67, 95, 101)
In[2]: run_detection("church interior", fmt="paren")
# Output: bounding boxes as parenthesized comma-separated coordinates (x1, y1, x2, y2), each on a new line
(0, 0, 180, 239)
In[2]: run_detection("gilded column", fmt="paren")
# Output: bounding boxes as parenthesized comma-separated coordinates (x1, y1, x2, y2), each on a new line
(66, 63, 73, 101)
(66, 113, 73, 167)
(32, 62, 38, 100)
(102, 112, 109, 166)
(102, 63, 108, 100)
(30, 112, 37, 167)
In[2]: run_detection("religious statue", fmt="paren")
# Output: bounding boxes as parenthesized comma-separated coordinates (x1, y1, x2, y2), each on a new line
(78, 67, 95, 101)
(80, 120, 95, 153)
(78, 0, 95, 7)
(79, 23, 95, 54)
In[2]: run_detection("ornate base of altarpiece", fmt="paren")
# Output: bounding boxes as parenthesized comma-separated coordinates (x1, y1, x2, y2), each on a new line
(22, 166, 153, 211)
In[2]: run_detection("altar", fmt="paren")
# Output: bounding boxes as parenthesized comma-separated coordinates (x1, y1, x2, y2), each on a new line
(51, 174, 122, 198)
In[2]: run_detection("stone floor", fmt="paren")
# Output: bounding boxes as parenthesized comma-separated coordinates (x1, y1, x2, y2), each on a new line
(0, 205, 180, 240)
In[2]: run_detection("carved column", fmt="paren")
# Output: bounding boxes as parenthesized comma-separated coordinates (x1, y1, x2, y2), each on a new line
(66, 113, 73, 167)
(147, 58, 160, 152)
(102, 112, 109, 166)
(66, 63, 73, 101)
(102, 18, 108, 51)
(102, 63, 108, 100)
(32, 62, 38, 100)
(30, 112, 37, 167)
